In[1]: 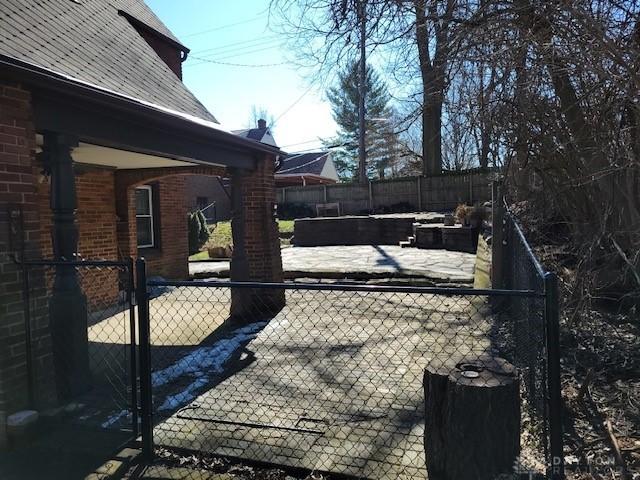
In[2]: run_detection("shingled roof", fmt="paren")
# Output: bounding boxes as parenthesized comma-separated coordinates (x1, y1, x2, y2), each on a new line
(0, 0, 215, 122)
(278, 152, 331, 176)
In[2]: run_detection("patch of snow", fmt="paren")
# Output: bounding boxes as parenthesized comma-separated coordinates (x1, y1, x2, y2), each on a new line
(7, 410, 38, 427)
(152, 322, 268, 412)
(101, 409, 130, 429)
(158, 377, 209, 411)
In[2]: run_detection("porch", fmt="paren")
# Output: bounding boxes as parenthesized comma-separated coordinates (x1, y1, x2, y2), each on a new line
(0, 70, 284, 449)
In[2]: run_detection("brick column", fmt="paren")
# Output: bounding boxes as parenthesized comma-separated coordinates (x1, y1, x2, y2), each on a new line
(230, 155, 284, 319)
(0, 82, 48, 446)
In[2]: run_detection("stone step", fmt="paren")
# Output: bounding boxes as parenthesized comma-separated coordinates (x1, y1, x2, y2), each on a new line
(399, 240, 412, 248)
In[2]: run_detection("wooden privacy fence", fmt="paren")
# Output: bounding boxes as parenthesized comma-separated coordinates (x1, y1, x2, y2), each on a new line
(277, 170, 494, 214)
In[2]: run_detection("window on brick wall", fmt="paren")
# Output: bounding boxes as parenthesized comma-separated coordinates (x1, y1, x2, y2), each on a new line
(135, 185, 155, 248)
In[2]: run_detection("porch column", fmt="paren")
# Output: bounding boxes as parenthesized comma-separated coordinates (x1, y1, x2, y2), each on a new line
(229, 156, 285, 320)
(229, 168, 251, 318)
(43, 133, 90, 399)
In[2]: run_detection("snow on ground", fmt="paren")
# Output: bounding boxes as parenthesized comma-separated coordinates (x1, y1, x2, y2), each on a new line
(153, 321, 267, 411)
(101, 409, 130, 428)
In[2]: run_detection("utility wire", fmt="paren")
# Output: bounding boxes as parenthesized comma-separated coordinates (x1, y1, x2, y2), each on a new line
(180, 14, 267, 38)
(273, 84, 316, 124)
(190, 40, 283, 62)
(281, 138, 326, 149)
(187, 56, 287, 68)
(192, 34, 279, 56)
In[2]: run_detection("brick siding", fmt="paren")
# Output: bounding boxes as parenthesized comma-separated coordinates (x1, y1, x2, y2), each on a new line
(241, 156, 284, 284)
(143, 176, 189, 279)
(38, 167, 121, 308)
(231, 155, 285, 315)
(0, 82, 46, 444)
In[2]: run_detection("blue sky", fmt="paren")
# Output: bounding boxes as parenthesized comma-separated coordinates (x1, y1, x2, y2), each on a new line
(146, 0, 337, 152)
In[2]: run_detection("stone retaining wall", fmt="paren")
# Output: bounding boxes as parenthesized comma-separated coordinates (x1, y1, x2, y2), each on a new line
(293, 216, 416, 246)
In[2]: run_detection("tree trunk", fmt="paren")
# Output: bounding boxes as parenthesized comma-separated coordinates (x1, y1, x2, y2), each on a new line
(414, 0, 446, 176)
(423, 96, 443, 175)
(424, 357, 520, 480)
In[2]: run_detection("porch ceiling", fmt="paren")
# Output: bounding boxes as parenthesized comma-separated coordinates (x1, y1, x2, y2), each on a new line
(72, 143, 200, 169)
(36, 135, 203, 169)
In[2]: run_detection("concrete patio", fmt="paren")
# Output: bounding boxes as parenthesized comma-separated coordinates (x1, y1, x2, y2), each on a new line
(152, 288, 492, 479)
(190, 245, 476, 284)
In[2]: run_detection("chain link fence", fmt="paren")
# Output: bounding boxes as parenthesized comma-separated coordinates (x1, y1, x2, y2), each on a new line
(20, 259, 137, 434)
(493, 197, 564, 478)
(137, 273, 557, 479)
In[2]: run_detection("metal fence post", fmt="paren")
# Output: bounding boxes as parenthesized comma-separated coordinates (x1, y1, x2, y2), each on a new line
(126, 257, 139, 437)
(135, 258, 154, 460)
(544, 272, 564, 479)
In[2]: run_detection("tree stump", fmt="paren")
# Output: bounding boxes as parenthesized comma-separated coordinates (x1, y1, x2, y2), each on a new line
(424, 357, 520, 480)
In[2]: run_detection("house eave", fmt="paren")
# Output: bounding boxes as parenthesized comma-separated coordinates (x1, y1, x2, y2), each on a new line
(0, 55, 281, 169)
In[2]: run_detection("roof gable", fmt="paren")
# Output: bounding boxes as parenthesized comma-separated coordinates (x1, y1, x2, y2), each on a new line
(233, 127, 278, 147)
(278, 152, 331, 176)
(0, 0, 216, 122)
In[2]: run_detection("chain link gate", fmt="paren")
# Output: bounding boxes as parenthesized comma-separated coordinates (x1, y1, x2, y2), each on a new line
(135, 257, 563, 479)
(18, 258, 139, 439)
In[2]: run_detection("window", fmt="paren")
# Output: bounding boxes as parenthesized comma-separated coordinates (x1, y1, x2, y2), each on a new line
(135, 186, 155, 248)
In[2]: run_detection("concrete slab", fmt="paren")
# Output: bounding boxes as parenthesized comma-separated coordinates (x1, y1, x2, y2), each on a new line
(153, 291, 493, 480)
(190, 246, 475, 284)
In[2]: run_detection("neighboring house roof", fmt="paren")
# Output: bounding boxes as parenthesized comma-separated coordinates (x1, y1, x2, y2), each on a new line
(278, 152, 332, 176)
(233, 121, 278, 147)
(0, 0, 215, 122)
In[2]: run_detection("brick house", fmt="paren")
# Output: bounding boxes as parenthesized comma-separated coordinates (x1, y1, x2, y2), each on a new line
(0, 0, 283, 445)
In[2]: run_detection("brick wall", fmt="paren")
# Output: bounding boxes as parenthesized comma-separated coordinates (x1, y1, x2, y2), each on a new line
(0, 81, 45, 444)
(240, 156, 284, 284)
(38, 167, 121, 308)
(143, 176, 189, 279)
(230, 155, 285, 316)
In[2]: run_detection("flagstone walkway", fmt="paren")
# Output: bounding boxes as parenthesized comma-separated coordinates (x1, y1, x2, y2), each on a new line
(190, 245, 475, 284)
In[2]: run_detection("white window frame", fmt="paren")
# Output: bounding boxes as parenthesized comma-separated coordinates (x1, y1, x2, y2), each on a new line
(136, 185, 155, 248)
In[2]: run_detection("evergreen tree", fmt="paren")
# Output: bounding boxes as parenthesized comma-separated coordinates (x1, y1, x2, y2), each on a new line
(324, 62, 399, 181)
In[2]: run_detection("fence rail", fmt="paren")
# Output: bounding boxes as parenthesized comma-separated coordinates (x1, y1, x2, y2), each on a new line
(277, 170, 494, 215)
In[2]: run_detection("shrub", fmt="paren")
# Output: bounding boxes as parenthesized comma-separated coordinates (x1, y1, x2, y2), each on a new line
(454, 204, 473, 224)
(188, 210, 210, 254)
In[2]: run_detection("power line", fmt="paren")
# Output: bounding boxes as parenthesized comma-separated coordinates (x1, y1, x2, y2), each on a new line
(190, 40, 283, 62)
(187, 56, 288, 68)
(273, 84, 316, 124)
(180, 14, 267, 38)
(281, 138, 325, 148)
(284, 142, 352, 155)
(192, 34, 279, 56)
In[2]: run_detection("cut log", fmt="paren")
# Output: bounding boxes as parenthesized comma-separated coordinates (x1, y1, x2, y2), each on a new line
(424, 357, 520, 480)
